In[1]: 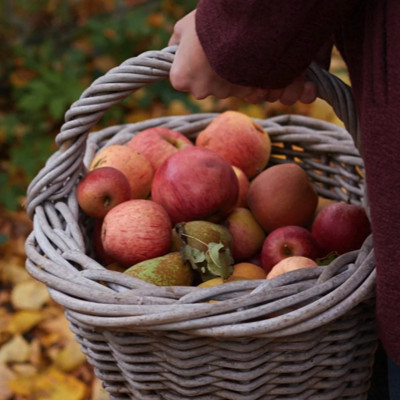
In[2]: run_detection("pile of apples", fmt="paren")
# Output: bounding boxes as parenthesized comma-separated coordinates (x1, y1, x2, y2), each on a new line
(77, 111, 371, 287)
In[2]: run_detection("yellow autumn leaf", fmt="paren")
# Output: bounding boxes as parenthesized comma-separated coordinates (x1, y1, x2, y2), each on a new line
(308, 98, 344, 128)
(0, 335, 31, 363)
(53, 338, 87, 372)
(125, 109, 153, 124)
(92, 55, 116, 73)
(8, 374, 34, 396)
(33, 369, 87, 400)
(239, 104, 266, 119)
(39, 314, 76, 342)
(0, 309, 11, 346)
(0, 363, 16, 400)
(147, 12, 165, 28)
(12, 363, 38, 378)
(9, 68, 36, 88)
(0, 257, 31, 285)
(91, 377, 110, 400)
(196, 97, 217, 112)
(166, 100, 190, 116)
(11, 280, 50, 311)
(6, 310, 44, 334)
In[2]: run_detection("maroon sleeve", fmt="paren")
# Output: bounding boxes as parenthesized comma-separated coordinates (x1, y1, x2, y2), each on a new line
(195, 0, 359, 88)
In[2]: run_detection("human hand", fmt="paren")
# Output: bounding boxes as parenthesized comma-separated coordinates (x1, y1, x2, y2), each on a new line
(244, 73, 317, 105)
(168, 11, 255, 100)
(168, 10, 317, 105)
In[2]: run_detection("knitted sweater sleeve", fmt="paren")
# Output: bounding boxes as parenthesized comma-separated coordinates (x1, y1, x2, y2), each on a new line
(195, 0, 359, 88)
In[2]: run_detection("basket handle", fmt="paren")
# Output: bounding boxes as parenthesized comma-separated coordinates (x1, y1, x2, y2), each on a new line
(26, 45, 360, 217)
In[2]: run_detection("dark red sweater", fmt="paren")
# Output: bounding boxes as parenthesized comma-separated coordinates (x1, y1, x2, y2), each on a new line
(196, 0, 400, 364)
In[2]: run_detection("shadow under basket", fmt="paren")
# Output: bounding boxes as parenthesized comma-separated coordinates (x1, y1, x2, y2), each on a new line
(25, 47, 377, 400)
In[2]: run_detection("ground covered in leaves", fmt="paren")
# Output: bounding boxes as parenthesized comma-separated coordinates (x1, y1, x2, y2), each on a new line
(0, 210, 109, 400)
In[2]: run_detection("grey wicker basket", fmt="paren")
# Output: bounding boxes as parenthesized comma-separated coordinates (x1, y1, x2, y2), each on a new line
(25, 46, 376, 400)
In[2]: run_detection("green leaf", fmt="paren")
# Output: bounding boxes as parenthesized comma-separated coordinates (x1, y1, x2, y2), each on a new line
(181, 240, 233, 280)
(182, 245, 206, 269)
(316, 252, 339, 266)
(206, 243, 233, 279)
(0, 233, 8, 245)
(0, 172, 24, 211)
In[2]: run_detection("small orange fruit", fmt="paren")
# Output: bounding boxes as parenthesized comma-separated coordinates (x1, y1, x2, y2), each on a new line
(198, 276, 245, 287)
(231, 262, 267, 279)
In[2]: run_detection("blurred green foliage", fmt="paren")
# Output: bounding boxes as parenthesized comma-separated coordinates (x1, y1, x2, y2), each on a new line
(0, 0, 199, 211)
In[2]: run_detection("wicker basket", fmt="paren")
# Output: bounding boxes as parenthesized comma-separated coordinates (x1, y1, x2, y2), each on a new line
(25, 46, 376, 400)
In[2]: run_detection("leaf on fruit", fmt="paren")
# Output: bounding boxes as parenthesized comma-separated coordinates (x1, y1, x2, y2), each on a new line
(206, 243, 233, 279)
(181, 241, 233, 280)
(182, 246, 206, 266)
(316, 251, 339, 266)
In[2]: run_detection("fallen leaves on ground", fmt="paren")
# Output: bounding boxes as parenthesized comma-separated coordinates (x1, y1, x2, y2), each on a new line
(0, 209, 109, 400)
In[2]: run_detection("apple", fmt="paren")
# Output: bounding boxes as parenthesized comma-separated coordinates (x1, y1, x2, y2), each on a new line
(244, 252, 262, 267)
(101, 199, 172, 267)
(195, 111, 271, 179)
(92, 218, 117, 266)
(89, 144, 153, 199)
(76, 167, 131, 218)
(266, 256, 318, 279)
(261, 225, 322, 273)
(151, 147, 239, 225)
(232, 166, 250, 208)
(247, 163, 318, 233)
(223, 207, 266, 262)
(311, 202, 371, 255)
(127, 126, 194, 171)
(306, 196, 338, 229)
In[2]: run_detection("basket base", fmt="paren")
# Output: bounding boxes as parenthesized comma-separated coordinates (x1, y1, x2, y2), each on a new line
(68, 301, 377, 400)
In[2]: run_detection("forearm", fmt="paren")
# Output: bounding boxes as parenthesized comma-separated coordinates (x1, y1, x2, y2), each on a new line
(196, 0, 359, 88)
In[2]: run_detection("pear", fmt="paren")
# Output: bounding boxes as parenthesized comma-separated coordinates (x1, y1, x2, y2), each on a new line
(172, 220, 233, 251)
(124, 252, 193, 286)
(171, 221, 234, 280)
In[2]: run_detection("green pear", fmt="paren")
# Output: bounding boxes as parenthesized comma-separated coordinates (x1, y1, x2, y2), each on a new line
(172, 220, 233, 251)
(171, 220, 234, 280)
(124, 252, 193, 286)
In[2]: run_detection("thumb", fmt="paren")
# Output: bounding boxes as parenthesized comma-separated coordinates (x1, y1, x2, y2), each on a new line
(168, 32, 180, 46)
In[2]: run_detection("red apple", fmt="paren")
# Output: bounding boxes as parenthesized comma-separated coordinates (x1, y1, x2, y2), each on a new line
(306, 196, 338, 229)
(151, 147, 239, 225)
(101, 199, 172, 267)
(311, 202, 371, 255)
(232, 166, 250, 208)
(92, 218, 117, 266)
(76, 167, 131, 218)
(244, 252, 262, 267)
(267, 256, 318, 279)
(247, 163, 318, 233)
(89, 144, 153, 199)
(127, 127, 193, 171)
(223, 207, 266, 262)
(261, 225, 322, 273)
(196, 111, 271, 179)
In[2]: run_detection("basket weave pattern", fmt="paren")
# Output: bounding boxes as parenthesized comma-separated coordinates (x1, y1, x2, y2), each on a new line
(25, 47, 376, 400)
